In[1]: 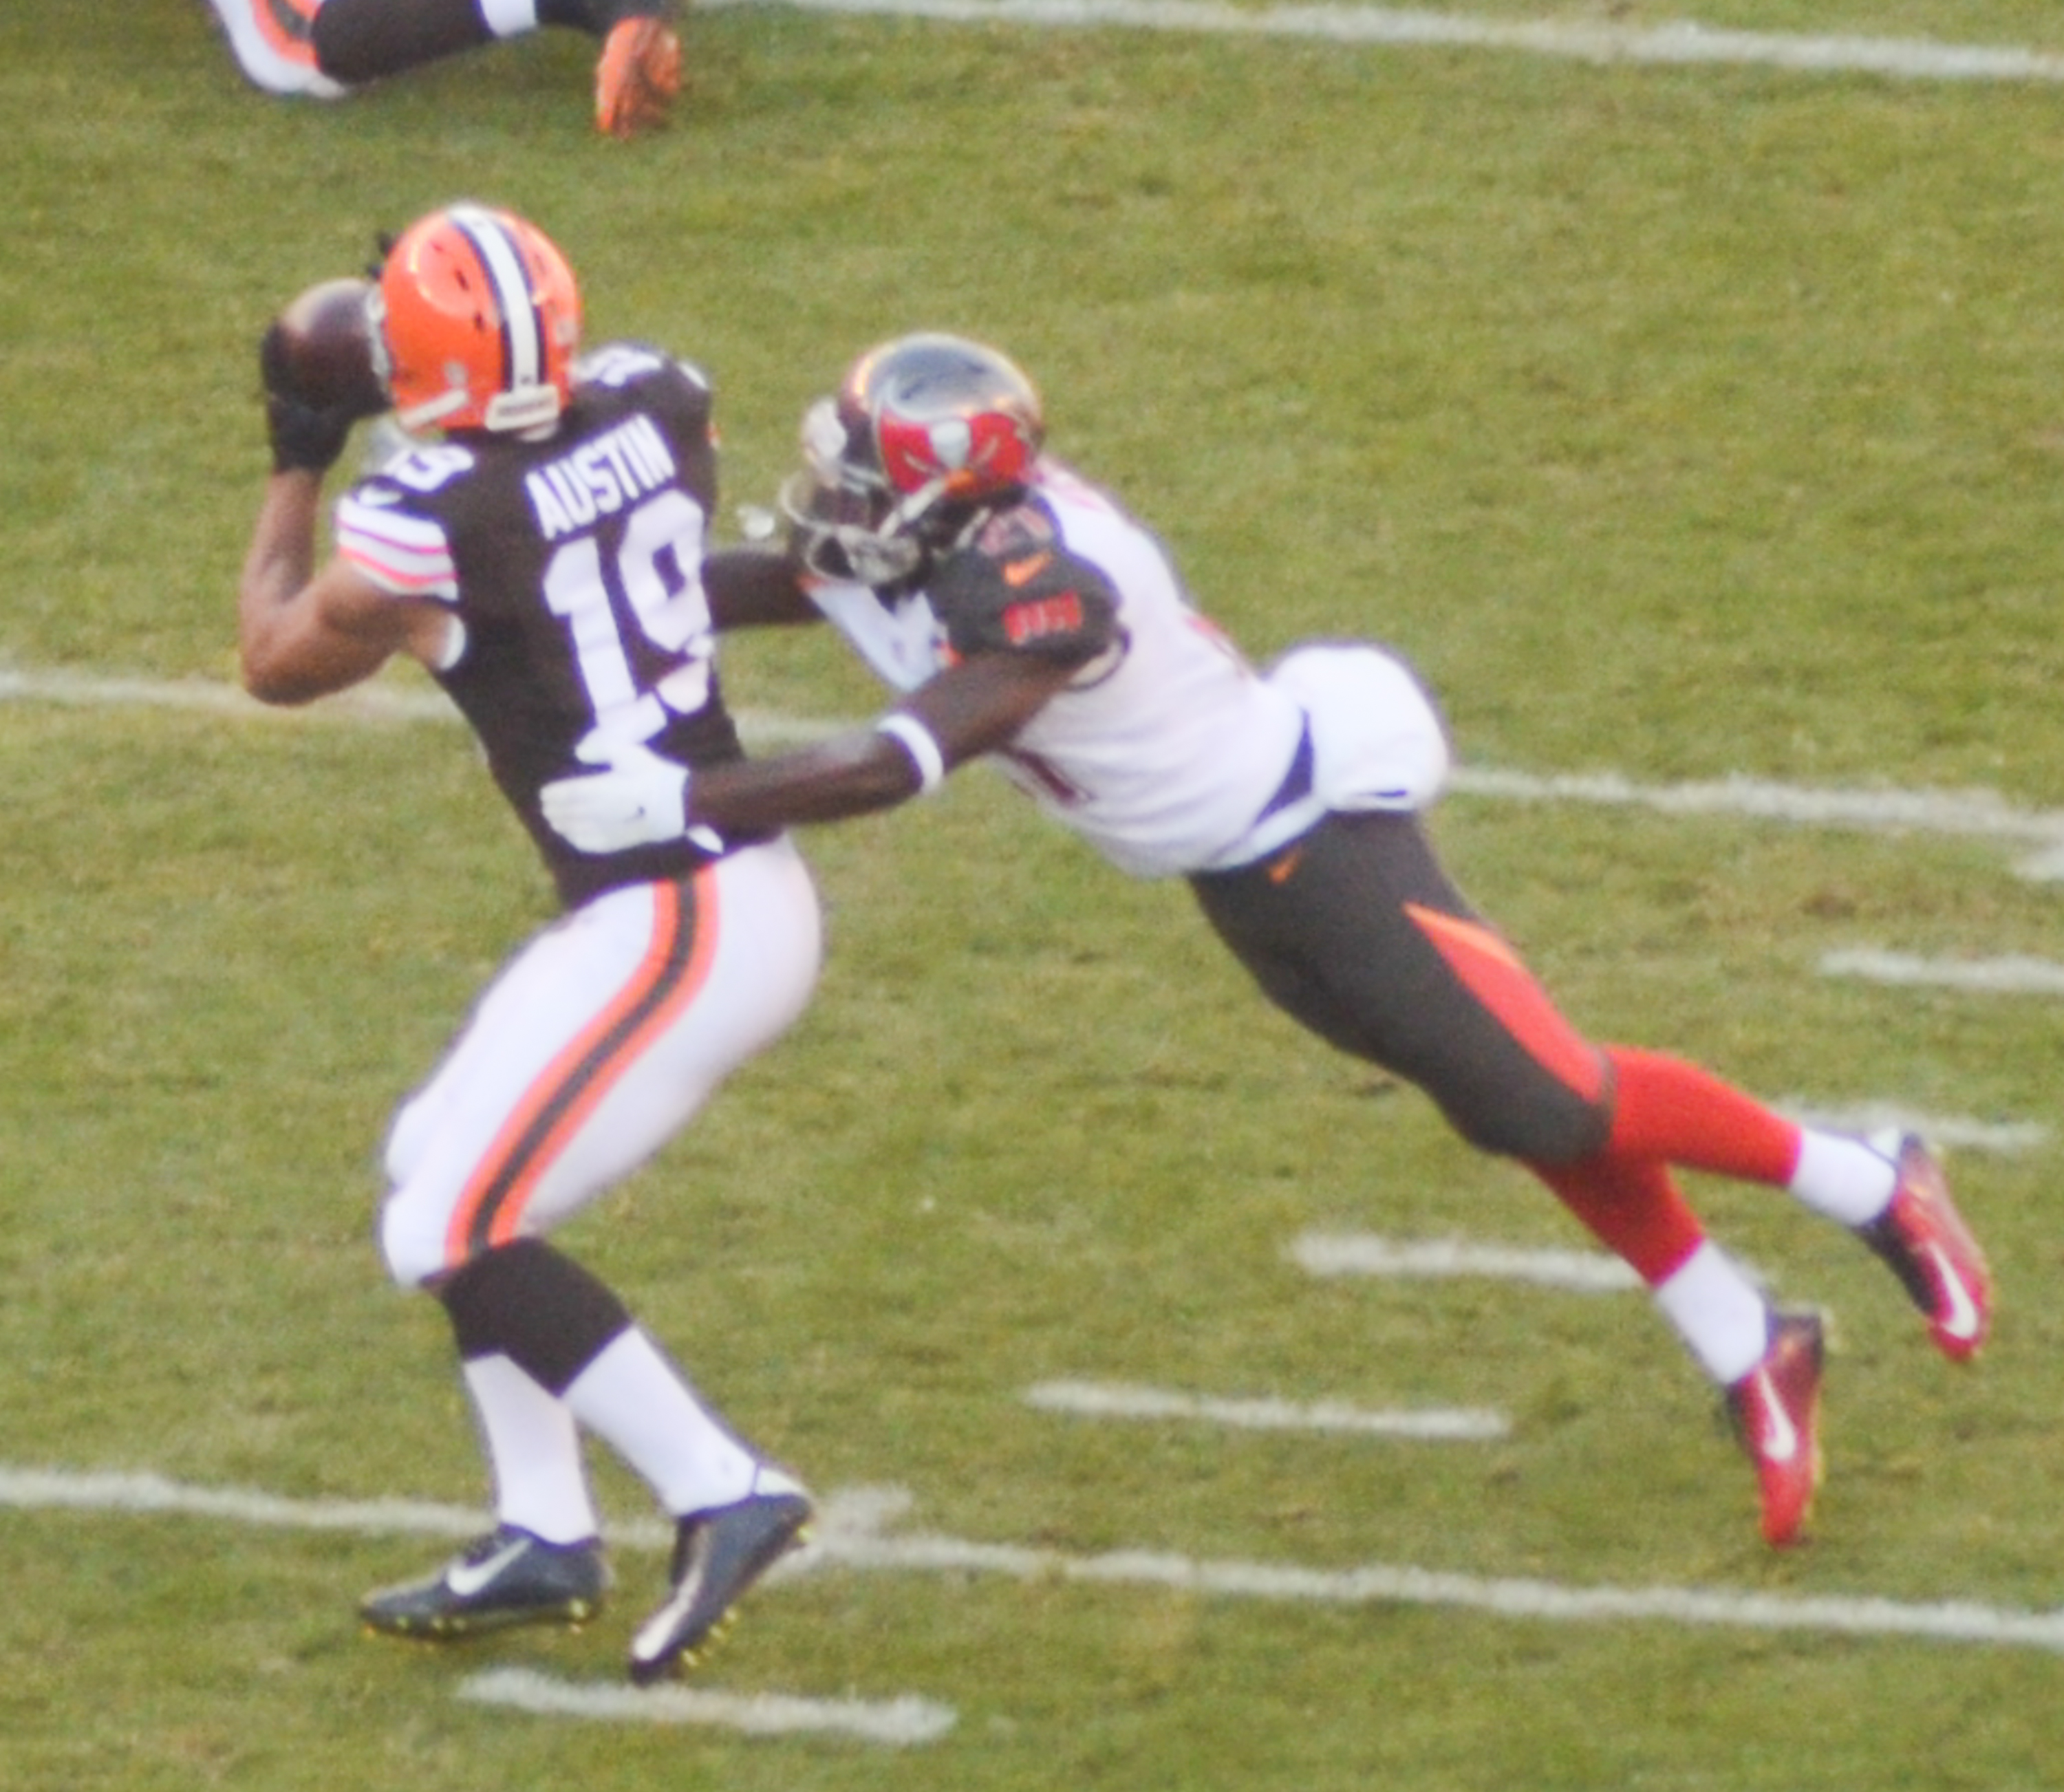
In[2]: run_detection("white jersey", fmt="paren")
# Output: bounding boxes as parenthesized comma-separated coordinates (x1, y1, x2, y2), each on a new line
(810, 463, 1449, 877)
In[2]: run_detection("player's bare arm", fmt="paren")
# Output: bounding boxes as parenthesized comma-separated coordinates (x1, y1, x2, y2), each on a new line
(702, 545, 824, 631)
(238, 472, 452, 705)
(687, 648, 1078, 834)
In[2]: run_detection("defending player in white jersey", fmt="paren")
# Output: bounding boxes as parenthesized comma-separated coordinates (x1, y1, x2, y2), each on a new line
(235, 203, 814, 1681)
(547, 332, 1995, 1549)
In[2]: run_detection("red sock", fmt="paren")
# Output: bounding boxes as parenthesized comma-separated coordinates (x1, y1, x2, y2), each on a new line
(1531, 1154, 1705, 1286)
(1603, 1047, 1802, 1186)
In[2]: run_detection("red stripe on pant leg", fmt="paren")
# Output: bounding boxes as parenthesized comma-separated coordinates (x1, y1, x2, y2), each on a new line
(1404, 903, 1607, 1103)
(1603, 1046, 1803, 1185)
(1532, 1155, 1706, 1286)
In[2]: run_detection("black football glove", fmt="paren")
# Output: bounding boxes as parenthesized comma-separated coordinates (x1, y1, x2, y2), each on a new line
(259, 322, 357, 476)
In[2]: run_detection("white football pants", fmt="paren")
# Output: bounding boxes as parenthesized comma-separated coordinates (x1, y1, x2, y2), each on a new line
(378, 836, 821, 1287)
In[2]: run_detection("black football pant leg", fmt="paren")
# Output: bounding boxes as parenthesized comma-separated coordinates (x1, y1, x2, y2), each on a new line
(1188, 810, 1609, 1166)
(312, 0, 493, 83)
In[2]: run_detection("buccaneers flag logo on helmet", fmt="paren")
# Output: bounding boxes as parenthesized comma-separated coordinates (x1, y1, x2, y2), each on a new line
(845, 333, 1044, 501)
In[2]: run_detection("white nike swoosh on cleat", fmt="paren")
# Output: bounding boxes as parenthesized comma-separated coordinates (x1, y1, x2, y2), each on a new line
(446, 1537, 531, 1598)
(1925, 1243, 1984, 1341)
(630, 1573, 704, 1664)
(1756, 1373, 1799, 1463)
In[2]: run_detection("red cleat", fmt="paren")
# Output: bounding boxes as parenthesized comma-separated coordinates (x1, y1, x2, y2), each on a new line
(596, 14, 682, 139)
(1725, 1309, 1825, 1548)
(1859, 1134, 1992, 1362)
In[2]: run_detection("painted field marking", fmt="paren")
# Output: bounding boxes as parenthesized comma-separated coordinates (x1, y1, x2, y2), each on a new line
(0, 664, 839, 748)
(1448, 766, 2064, 882)
(1023, 1379, 1508, 1439)
(8, 1466, 2063, 1657)
(457, 1666, 957, 1745)
(806, 1489, 2064, 1654)
(6, 662, 2063, 872)
(712, 0, 2064, 85)
(1821, 948, 2064, 999)
(0, 1465, 501, 1540)
(1291, 1233, 1641, 1290)
(1774, 1103, 2047, 1156)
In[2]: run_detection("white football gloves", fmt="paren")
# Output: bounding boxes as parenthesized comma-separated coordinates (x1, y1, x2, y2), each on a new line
(540, 742, 691, 854)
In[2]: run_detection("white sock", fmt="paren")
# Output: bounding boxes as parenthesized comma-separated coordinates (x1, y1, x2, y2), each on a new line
(461, 1353, 600, 1544)
(1788, 1129, 1899, 1227)
(478, 0, 542, 37)
(564, 1329, 759, 1517)
(1653, 1242, 1772, 1383)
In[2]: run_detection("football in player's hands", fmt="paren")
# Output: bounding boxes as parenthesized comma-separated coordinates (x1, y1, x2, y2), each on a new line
(270, 277, 387, 416)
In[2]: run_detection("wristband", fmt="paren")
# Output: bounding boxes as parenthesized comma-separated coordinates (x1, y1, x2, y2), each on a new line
(875, 713, 947, 794)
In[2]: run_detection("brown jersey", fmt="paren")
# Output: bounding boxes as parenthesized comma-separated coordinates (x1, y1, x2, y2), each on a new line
(334, 344, 768, 908)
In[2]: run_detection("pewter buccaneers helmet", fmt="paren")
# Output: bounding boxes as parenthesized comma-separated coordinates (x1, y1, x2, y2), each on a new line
(372, 204, 582, 435)
(781, 332, 1045, 585)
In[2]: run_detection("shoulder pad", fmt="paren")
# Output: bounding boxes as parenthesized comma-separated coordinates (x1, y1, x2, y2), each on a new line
(928, 509, 1119, 662)
(573, 342, 671, 388)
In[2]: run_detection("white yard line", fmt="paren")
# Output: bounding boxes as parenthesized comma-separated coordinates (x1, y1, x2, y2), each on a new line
(0, 664, 839, 746)
(1820, 948, 2064, 999)
(457, 1667, 956, 1745)
(1772, 1102, 2047, 1156)
(711, 0, 2064, 84)
(7, 662, 2062, 868)
(1448, 766, 2064, 879)
(6, 1466, 2054, 1656)
(1023, 1379, 1509, 1438)
(1291, 1233, 1644, 1289)
(804, 1489, 2064, 1654)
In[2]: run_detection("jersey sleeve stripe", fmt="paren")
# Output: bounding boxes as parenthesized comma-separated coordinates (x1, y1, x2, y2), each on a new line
(335, 495, 460, 599)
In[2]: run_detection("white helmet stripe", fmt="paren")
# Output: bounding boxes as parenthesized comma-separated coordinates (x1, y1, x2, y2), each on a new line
(448, 203, 542, 392)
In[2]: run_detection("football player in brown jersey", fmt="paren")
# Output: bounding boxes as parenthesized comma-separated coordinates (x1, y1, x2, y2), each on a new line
(237, 203, 814, 1682)
(542, 332, 1995, 1551)
(204, 0, 681, 137)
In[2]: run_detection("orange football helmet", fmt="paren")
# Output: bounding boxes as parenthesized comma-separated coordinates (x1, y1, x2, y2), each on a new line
(372, 204, 581, 435)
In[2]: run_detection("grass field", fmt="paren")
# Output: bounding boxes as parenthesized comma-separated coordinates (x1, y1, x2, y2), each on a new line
(4, 1, 2064, 1786)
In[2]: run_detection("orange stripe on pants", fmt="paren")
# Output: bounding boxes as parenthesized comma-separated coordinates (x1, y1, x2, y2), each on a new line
(1404, 903, 1606, 1105)
(442, 874, 721, 1268)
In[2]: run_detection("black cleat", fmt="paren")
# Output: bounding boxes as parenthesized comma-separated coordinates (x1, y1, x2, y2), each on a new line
(360, 1524, 609, 1639)
(627, 1468, 813, 1684)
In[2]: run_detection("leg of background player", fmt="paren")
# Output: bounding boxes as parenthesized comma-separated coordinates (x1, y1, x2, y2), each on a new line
(310, 0, 683, 136)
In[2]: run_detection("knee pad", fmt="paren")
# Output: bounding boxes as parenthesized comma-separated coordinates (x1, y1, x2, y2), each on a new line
(378, 1187, 451, 1289)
